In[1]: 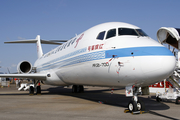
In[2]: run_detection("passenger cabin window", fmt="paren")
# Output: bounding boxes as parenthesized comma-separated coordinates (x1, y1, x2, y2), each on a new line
(118, 28, 138, 36)
(97, 31, 105, 40)
(106, 29, 116, 39)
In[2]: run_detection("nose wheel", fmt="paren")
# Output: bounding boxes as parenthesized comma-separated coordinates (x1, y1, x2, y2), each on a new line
(125, 86, 146, 114)
(137, 100, 145, 111)
(127, 97, 145, 113)
(128, 100, 137, 112)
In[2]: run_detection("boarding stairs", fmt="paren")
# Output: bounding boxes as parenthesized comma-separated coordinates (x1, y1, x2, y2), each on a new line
(157, 27, 180, 93)
(167, 71, 180, 93)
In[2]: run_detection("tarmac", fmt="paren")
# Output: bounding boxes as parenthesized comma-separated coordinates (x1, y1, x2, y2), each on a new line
(0, 84, 180, 120)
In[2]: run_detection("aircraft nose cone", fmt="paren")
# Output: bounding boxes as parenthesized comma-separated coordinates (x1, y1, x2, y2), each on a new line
(155, 56, 176, 79)
(141, 53, 176, 84)
(161, 56, 176, 76)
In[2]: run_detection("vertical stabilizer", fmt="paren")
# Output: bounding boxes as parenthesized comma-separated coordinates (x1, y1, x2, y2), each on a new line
(36, 35, 43, 58)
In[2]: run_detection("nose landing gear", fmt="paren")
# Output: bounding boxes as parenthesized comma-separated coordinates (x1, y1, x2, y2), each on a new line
(125, 86, 146, 114)
(128, 96, 145, 112)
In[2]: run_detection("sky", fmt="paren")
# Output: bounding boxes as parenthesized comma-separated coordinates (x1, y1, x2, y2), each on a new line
(0, 0, 180, 73)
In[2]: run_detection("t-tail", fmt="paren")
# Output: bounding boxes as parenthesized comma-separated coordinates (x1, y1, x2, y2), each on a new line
(36, 35, 43, 58)
(4, 35, 62, 58)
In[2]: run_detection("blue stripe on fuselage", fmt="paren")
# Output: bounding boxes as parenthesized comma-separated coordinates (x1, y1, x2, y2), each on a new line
(105, 46, 173, 58)
(37, 46, 173, 71)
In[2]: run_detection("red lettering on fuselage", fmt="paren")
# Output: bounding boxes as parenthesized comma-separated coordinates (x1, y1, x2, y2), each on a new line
(74, 33, 84, 48)
(88, 44, 104, 52)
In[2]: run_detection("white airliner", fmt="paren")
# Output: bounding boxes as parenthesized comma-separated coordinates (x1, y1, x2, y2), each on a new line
(0, 22, 176, 112)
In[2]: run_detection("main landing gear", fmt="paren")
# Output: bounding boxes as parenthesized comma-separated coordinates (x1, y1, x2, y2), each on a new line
(72, 85, 84, 93)
(29, 80, 41, 95)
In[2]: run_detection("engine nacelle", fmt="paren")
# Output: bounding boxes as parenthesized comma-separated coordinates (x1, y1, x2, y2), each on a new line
(17, 61, 32, 74)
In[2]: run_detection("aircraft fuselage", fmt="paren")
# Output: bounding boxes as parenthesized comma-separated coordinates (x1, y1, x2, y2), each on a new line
(34, 22, 176, 88)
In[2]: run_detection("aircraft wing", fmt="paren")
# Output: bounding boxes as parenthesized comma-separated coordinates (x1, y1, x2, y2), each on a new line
(0, 74, 47, 80)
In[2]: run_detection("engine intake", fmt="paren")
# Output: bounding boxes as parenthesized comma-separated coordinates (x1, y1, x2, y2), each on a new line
(17, 61, 32, 74)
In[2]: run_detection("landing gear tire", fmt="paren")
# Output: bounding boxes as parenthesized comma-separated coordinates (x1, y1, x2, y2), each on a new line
(36, 86, 41, 95)
(176, 97, 180, 104)
(137, 100, 145, 111)
(79, 85, 84, 93)
(72, 85, 77, 93)
(128, 100, 137, 112)
(29, 86, 34, 95)
(72, 85, 84, 93)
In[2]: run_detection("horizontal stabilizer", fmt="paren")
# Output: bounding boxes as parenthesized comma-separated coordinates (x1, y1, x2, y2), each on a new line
(49, 40, 68, 42)
(5, 39, 63, 45)
(0, 74, 47, 81)
(4, 35, 68, 58)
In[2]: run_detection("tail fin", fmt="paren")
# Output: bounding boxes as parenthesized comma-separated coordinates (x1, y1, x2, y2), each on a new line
(5, 35, 43, 58)
(36, 35, 43, 58)
(5, 35, 63, 58)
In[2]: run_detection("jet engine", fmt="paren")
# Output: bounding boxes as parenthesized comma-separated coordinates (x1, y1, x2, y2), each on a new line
(17, 61, 32, 74)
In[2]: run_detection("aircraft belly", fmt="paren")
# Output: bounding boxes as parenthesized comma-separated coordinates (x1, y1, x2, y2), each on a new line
(58, 58, 143, 87)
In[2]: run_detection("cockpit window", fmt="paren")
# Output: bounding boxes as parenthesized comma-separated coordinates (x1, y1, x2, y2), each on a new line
(136, 29, 148, 36)
(118, 28, 138, 36)
(106, 29, 116, 39)
(118, 28, 148, 37)
(97, 31, 105, 40)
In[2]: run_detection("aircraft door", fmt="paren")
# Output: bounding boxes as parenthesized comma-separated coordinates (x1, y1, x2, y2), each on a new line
(157, 27, 180, 49)
(157, 27, 180, 68)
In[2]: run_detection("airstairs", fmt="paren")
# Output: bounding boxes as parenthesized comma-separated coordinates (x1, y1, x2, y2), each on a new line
(167, 73, 180, 93)
(156, 27, 180, 104)
(157, 27, 180, 92)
